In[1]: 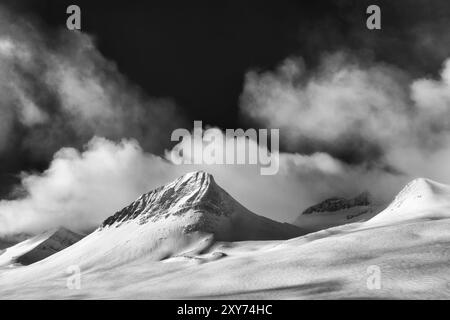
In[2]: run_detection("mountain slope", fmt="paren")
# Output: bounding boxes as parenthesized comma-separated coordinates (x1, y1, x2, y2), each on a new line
(294, 192, 381, 232)
(0, 228, 83, 267)
(367, 178, 450, 226)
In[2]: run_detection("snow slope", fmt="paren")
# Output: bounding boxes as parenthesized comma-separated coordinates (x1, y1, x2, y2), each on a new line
(294, 192, 383, 232)
(0, 228, 83, 267)
(0, 211, 448, 299)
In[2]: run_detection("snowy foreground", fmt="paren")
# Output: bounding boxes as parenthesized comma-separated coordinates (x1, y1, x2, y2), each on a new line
(0, 173, 449, 299)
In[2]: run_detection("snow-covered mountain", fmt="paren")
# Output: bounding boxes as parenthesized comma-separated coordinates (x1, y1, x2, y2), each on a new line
(293, 192, 381, 232)
(22, 171, 304, 268)
(101, 170, 303, 241)
(0, 228, 83, 267)
(366, 178, 450, 226)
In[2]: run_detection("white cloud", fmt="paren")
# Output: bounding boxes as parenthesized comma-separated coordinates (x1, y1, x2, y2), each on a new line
(412, 59, 450, 126)
(0, 137, 179, 235)
(240, 52, 412, 151)
(241, 52, 450, 185)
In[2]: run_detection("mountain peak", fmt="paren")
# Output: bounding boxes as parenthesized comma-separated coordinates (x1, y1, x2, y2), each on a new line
(101, 171, 226, 228)
(48, 227, 84, 244)
(171, 170, 217, 195)
(387, 177, 450, 208)
(99, 171, 304, 244)
(367, 178, 450, 226)
(178, 170, 214, 183)
(402, 178, 449, 193)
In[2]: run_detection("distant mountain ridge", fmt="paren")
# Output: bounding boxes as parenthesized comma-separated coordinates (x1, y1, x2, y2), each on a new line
(294, 191, 380, 231)
(301, 191, 371, 215)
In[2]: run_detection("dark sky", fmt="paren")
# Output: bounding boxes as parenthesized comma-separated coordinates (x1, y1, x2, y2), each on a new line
(0, 0, 449, 197)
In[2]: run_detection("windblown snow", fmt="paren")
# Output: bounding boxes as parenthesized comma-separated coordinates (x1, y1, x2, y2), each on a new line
(0, 173, 449, 299)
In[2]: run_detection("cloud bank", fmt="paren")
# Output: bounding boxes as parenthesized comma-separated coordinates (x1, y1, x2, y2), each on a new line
(0, 133, 402, 236)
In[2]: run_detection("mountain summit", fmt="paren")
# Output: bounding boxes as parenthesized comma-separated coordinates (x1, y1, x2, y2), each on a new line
(367, 178, 450, 225)
(103, 171, 233, 228)
(101, 171, 303, 241)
